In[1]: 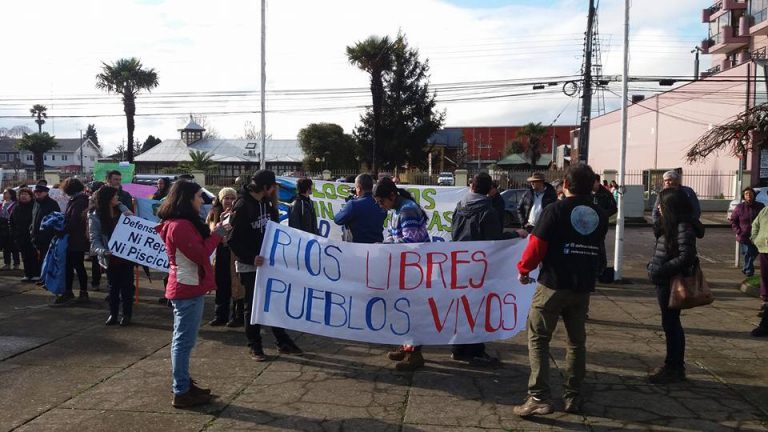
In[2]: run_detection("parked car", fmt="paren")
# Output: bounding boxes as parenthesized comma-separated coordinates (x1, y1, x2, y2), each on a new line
(437, 172, 455, 186)
(500, 188, 528, 227)
(727, 187, 768, 220)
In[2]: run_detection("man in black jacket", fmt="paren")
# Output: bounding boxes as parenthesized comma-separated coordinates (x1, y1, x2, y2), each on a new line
(288, 178, 318, 235)
(450, 173, 508, 367)
(517, 173, 557, 232)
(228, 170, 302, 361)
(106, 170, 133, 210)
(30, 184, 60, 274)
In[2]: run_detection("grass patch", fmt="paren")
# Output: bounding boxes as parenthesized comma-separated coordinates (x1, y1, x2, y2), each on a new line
(746, 275, 760, 288)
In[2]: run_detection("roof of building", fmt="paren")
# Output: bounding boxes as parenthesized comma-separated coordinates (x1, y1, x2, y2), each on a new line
(0, 138, 95, 153)
(179, 116, 206, 132)
(496, 153, 553, 167)
(134, 138, 304, 163)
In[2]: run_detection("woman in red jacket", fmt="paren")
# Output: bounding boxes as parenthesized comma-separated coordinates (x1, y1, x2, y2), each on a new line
(156, 181, 227, 409)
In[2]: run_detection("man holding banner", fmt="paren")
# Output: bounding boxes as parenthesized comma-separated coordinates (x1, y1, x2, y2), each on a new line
(514, 163, 608, 417)
(229, 170, 302, 362)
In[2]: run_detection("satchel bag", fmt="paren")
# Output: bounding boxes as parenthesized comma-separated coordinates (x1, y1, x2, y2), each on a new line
(668, 264, 714, 310)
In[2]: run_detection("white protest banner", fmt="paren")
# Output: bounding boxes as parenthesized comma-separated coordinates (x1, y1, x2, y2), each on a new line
(109, 215, 169, 272)
(277, 177, 468, 242)
(252, 221, 536, 346)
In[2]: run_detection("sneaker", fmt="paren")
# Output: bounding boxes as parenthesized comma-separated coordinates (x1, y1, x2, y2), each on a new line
(105, 315, 118, 326)
(189, 379, 212, 396)
(388, 346, 407, 361)
(20, 276, 32, 283)
(395, 351, 425, 371)
(249, 349, 267, 362)
(277, 341, 303, 355)
(208, 318, 227, 327)
(564, 395, 584, 414)
(119, 316, 131, 326)
(226, 319, 244, 328)
(77, 291, 90, 304)
(648, 366, 686, 384)
(172, 389, 212, 409)
(50, 291, 75, 307)
(467, 353, 501, 368)
(751, 326, 768, 337)
(512, 395, 554, 417)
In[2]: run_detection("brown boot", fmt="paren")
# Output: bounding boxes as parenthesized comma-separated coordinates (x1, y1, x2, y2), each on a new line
(395, 351, 425, 371)
(387, 346, 406, 361)
(172, 389, 212, 408)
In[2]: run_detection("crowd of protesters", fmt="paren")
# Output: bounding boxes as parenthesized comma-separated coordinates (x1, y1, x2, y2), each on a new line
(6, 163, 767, 415)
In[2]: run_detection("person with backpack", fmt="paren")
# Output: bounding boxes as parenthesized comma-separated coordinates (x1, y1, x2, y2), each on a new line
(374, 177, 430, 371)
(451, 172, 525, 367)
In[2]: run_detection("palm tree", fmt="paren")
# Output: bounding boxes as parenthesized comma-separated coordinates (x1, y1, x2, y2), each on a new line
(346, 35, 396, 175)
(17, 132, 57, 180)
(181, 150, 218, 173)
(95, 57, 159, 162)
(30, 104, 47, 133)
(517, 122, 548, 169)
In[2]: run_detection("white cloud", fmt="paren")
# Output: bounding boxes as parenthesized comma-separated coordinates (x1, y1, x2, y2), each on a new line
(0, 0, 707, 154)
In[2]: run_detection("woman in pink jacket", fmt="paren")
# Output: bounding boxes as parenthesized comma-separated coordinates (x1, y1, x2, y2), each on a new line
(156, 181, 227, 408)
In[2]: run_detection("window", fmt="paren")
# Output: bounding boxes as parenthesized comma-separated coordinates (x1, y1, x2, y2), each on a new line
(62, 155, 67, 161)
(51, 155, 55, 161)
(26, 155, 32, 161)
(752, 0, 768, 26)
(43, 155, 47, 161)
(0, 154, 7, 161)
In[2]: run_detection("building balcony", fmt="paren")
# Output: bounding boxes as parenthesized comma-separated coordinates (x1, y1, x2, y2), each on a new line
(703, 0, 747, 22)
(703, 25, 750, 54)
(751, 9, 768, 35)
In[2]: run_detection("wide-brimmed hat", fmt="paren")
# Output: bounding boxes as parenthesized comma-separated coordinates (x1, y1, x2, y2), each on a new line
(526, 173, 546, 183)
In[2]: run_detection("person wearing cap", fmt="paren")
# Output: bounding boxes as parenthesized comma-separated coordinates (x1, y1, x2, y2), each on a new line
(30, 184, 60, 270)
(228, 170, 302, 361)
(651, 171, 701, 226)
(517, 172, 557, 232)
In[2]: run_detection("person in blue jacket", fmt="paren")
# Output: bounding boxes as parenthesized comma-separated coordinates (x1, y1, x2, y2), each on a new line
(333, 174, 387, 243)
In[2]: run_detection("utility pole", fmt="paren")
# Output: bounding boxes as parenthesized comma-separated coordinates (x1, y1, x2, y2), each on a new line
(692, 47, 701, 81)
(79, 129, 84, 174)
(578, 0, 596, 163)
(613, 0, 630, 281)
(260, 0, 267, 171)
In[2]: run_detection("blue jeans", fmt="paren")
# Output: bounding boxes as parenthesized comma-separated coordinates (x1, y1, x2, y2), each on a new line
(171, 296, 205, 395)
(741, 242, 758, 276)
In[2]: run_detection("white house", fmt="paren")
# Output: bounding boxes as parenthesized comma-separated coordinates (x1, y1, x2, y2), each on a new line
(0, 137, 103, 174)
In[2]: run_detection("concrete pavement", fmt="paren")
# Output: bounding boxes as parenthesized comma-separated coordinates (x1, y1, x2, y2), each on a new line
(2, 227, 768, 431)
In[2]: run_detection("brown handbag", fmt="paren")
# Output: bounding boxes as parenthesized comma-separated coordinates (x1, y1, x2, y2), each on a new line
(668, 264, 714, 309)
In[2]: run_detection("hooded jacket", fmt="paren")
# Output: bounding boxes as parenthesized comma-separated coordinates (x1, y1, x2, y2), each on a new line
(156, 218, 221, 299)
(288, 194, 318, 235)
(452, 192, 503, 242)
(517, 183, 557, 227)
(64, 192, 90, 252)
(31, 195, 61, 249)
(228, 186, 275, 269)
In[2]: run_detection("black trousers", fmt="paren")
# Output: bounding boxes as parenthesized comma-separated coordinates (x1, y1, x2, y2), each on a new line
(19, 240, 38, 278)
(451, 343, 486, 357)
(107, 262, 134, 317)
(65, 250, 88, 294)
(240, 272, 293, 350)
(656, 285, 685, 370)
(214, 246, 232, 322)
(91, 256, 102, 286)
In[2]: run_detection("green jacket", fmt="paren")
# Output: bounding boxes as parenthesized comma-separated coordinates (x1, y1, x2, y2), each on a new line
(750, 207, 768, 253)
